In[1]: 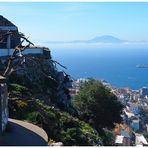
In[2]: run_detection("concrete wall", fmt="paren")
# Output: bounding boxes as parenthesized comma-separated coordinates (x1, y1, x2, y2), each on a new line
(0, 76, 8, 134)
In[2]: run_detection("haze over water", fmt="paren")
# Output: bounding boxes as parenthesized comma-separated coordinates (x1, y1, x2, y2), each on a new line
(51, 46, 148, 90)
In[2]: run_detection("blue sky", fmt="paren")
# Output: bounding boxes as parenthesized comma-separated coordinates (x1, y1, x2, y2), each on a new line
(0, 2, 148, 44)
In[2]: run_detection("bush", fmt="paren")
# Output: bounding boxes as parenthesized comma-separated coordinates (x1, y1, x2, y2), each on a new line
(8, 99, 30, 119)
(74, 79, 123, 130)
(15, 99, 28, 108)
(47, 110, 56, 120)
(8, 83, 30, 97)
(59, 112, 102, 146)
(8, 91, 103, 146)
(26, 112, 43, 124)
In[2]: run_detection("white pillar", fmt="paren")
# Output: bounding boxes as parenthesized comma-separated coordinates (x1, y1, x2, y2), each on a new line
(0, 76, 8, 135)
(6, 35, 11, 49)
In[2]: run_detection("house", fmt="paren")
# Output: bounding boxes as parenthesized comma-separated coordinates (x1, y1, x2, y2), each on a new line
(115, 135, 124, 146)
(130, 119, 140, 131)
(114, 125, 132, 146)
(140, 87, 148, 97)
(135, 133, 148, 146)
(115, 134, 131, 146)
(0, 15, 51, 60)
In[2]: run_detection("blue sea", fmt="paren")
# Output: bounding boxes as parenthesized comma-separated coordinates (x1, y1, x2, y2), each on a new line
(51, 47, 148, 89)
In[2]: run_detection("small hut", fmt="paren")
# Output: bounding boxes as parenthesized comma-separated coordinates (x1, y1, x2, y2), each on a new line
(0, 15, 51, 59)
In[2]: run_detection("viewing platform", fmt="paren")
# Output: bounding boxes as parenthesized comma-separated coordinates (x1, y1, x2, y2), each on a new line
(0, 118, 48, 146)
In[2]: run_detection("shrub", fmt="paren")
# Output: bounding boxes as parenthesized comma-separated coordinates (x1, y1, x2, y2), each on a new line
(59, 112, 102, 146)
(26, 112, 43, 124)
(48, 139, 56, 145)
(8, 83, 30, 97)
(47, 110, 56, 120)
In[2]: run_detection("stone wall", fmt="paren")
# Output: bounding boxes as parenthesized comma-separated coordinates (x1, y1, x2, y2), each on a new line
(0, 76, 8, 134)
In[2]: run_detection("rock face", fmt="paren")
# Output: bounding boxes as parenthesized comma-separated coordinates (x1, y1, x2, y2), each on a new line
(5, 50, 76, 115)
(0, 47, 76, 115)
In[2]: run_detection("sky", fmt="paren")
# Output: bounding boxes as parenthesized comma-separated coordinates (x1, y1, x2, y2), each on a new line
(0, 2, 148, 44)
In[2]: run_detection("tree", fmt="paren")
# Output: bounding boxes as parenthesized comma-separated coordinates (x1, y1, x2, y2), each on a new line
(74, 79, 123, 130)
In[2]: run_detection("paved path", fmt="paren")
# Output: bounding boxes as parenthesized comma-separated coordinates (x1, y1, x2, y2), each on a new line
(0, 118, 48, 146)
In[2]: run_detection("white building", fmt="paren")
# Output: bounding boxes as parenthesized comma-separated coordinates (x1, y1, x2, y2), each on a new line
(135, 133, 148, 146)
(0, 46, 49, 59)
(0, 15, 50, 60)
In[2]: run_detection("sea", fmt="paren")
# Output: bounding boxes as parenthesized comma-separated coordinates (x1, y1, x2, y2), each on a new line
(49, 45, 148, 90)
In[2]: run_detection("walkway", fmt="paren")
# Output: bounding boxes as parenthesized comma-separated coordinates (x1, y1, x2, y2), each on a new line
(0, 118, 48, 146)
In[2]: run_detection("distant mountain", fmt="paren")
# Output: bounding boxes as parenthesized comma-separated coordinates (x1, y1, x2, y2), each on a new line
(47, 35, 126, 44)
(72, 35, 125, 43)
(88, 35, 124, 43)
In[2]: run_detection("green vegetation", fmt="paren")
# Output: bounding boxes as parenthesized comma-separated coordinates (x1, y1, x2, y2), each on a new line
(60, 112, 102, 146)
(74, 78, 123, 130)
(8, 83, 30, 97)
(9, 98, 102, 146)
(8, 76, 123, 145)
(73, 78, 123, 145)
(26, 112, 43, 124)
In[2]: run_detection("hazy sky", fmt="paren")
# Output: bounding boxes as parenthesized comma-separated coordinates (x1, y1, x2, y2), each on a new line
(1, 2, 148, 43)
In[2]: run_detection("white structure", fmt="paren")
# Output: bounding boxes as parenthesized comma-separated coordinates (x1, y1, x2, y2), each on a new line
(135, 133, 148, 146)
(115, 134, 131, 146)
(0, 47, 46, 58)
(115, 135, 124, 145)
(124, 109, 135, 118)
(0, 16, 50, 59)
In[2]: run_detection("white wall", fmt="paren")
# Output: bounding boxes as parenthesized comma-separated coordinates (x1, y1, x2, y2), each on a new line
(22, 48, 43, 55)
(0, 49, 14, 57)
(0, 48, 43, 57)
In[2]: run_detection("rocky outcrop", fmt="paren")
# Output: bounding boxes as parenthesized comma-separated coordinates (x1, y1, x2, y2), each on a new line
(1, 47, 77, 115)
(0, 15, 74, 114)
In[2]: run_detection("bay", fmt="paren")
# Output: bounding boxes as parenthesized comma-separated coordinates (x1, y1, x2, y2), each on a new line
(51, 47, 148, 89)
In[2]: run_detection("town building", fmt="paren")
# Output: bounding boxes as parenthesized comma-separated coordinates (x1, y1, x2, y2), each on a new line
(140, 87, 148, 97)
(130, 119, 140, 131)
(135, 133, 148, 146)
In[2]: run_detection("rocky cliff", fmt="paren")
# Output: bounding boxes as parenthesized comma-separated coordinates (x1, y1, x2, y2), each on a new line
(0, 46, 76, 115)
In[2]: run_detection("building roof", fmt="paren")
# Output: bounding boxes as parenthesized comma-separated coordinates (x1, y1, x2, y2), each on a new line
(0, 15, 16, 27)
(0, 15, 18, 31)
